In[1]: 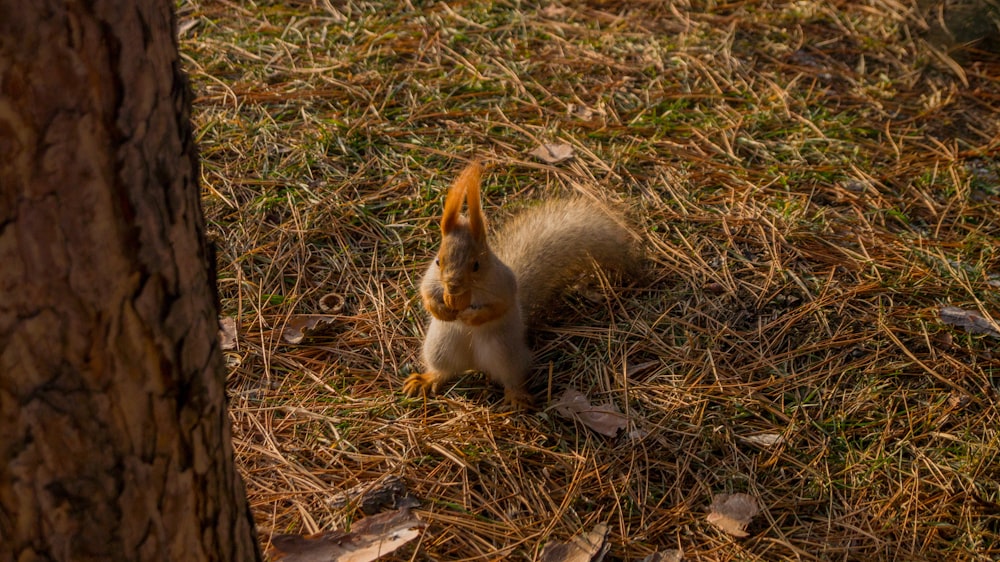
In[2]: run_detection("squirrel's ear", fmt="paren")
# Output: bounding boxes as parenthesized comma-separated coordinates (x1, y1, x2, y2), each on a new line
(441, 164, 471, 234)
(442, 161, 485, 239)
(462, 162, 487, 243)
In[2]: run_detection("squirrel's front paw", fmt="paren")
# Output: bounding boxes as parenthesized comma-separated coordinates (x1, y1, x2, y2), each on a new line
(458, 303, 504, 326)
(425, 300, 460, 322)
(402, 373, 436, 398)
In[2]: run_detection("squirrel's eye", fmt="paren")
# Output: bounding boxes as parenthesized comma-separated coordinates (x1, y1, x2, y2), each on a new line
(435, 258, 440, 266)
(472, 260, 480, 272)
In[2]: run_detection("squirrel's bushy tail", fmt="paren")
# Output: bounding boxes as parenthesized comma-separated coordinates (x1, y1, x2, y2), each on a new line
(494, 198, 638, 325)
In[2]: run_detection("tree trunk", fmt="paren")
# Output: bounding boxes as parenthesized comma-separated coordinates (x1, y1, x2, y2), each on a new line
(0, 1, 260, 560)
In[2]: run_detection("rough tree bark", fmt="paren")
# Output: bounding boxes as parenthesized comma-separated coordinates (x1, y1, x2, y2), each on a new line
(0, 1, 260, 560)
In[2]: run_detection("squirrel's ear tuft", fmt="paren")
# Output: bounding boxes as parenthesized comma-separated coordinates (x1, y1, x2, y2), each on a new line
(462, 162, 487, 243)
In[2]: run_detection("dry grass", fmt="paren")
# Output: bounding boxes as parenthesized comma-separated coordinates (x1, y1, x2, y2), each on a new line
(178, 0, 1000, 559)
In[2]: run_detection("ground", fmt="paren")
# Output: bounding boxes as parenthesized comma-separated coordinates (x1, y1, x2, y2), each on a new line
(179, 1, 1000, 559)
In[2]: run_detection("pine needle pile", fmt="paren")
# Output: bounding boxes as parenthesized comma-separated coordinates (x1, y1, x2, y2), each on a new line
(180, 1, 999, 559)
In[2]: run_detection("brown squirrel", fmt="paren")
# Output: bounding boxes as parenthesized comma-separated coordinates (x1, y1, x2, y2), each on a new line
(402, 161, 639, 408)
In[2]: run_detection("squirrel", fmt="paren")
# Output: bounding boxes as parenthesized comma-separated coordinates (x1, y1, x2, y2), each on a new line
(402, 161, 640, 409)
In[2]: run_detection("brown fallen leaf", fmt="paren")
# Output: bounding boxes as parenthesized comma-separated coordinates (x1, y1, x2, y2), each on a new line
(327, 475, 413, 515)
(319, 292, 346, 313)
(540, 523, 609, 562)
(539, 4, 570, 19)
(939, 305, 1000, 338)
(281, 314, 338, 344)
(947, 391, 971, 409)
(218, 317, 238, 350)
(530, 142, 575, 164)
(624, 360, 659, 379)
(703, 282, 726, 294)
(706, 493, 759, 538)
(567, 103, 604, 122)
(268, 507, 425, 562)
(739, 433, 784, 448)
(553, 389, 627, 437)
(640, 550, 684, 562)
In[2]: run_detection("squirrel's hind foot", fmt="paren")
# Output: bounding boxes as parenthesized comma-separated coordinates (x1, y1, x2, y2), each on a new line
(402, 372, 437, 398)
(502, 387, 535, 411)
